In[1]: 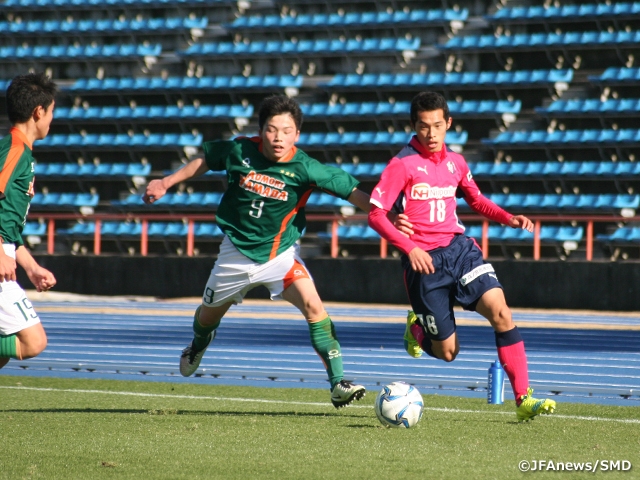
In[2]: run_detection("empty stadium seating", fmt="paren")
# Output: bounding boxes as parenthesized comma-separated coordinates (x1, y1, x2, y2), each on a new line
(536, 99, 640, 117)
(2, 0, 636, 261)
(57, 221, 223, 238)
(35, 133, 202, 149)
(442, 31, 640, 52)
(486, 3, 640, 22)
(301, 100, 520, 119)
(181, 38, 421, 57)
(320, 70, 573, 90)
(0, 0, 222, 8)
(31, 192, 100, 209)
(0, 44, 161, 61)
(483, 130, 640, 147)
(35, 162, 151, 177)
(296, 131, 468, 148)
(588, 68, 640, 85)
(596, 226, 640, 243)
(54, 104, 253, 121)
(226, 9, 468, 30)
(465, 224, 584, 243)
(467, 160, 640, 178)
(0, 17, 207, 35)
(457, 193, 639, 214)
(66, 75, 303, 93)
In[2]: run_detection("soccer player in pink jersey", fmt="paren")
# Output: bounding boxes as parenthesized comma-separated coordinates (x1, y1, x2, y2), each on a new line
(368, 92, 556, 422)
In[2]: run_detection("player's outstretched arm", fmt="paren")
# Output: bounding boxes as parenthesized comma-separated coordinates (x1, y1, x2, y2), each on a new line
(15, 246, 56, 292)
(508, 214, 534, 232)
(347, 188, 371, 213)
(143, 156, 209, 204)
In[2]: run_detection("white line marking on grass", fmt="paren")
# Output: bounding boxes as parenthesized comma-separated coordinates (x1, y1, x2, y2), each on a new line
(2, 386, 640, 424)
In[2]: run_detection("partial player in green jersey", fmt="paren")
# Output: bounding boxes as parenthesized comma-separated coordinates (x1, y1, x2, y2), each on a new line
(144, 95, 409, 407)
(0, 73, 58, 369)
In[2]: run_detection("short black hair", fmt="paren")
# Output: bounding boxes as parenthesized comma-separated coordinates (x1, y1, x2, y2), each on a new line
(410, 91, 450, 125)
(257, 95, 303, 131)
(6, 72, 58, 124)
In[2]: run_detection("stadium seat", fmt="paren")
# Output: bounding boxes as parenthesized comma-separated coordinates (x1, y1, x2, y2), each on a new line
(483, 129, 640, 147)
(227, 9, 467, 30)
(487, 3, 640, 22)
(319, 70, 573, 91)
(181, 38, 421, 58)
(441, 31, 640, 52)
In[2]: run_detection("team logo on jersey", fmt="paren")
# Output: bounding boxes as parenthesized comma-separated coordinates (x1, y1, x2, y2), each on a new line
(241, 158, 251, 168)
(447, 161, 456, 174)
(410, 183, 457, 200)
(239, 171, 288, 201)
(417, 165, 428, 175)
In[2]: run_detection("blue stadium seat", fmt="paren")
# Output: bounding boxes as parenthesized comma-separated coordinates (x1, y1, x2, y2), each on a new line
(181, 38, 421, 58)
(483, 129, 640, 147)
(227, 9, 467, 30)
(320, 70, 573, 90)
(589, 67, 640, 85)
(441, 31, 640, 52)
(36, 133, 202, 148)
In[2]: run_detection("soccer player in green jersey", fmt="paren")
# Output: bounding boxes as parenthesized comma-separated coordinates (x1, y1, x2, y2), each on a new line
(0, 73, 58, 369)
(144, 95, 379, 407)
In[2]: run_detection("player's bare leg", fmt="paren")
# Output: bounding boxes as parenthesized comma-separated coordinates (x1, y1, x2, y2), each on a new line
(179, 302, 232, 377)
(15, 322, 47, 359)
(283, 278, 365, 408)
(476, 288, 556, 421)
(408, 316, 460, 362)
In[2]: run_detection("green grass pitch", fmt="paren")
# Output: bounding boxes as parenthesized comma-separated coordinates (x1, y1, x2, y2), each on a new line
(1, 375, 639, 479)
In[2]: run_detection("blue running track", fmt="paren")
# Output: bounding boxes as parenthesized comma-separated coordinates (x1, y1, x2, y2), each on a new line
(2, 299, 640, 406)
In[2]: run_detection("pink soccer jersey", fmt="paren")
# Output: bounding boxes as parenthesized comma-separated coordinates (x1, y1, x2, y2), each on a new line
(369, 136, 512, 253)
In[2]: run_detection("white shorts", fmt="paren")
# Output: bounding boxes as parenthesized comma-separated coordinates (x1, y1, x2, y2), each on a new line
(0, 244, 41, 336)
(203, 236, 312, 307)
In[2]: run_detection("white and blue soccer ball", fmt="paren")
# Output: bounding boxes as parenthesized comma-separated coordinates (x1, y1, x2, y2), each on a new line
(374, 381, 424, 428)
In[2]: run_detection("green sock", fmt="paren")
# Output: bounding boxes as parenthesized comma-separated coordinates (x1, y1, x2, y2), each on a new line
(0, 334, 18, 359)
(308, 316, 343, 389)
(192, 306, 220, 351)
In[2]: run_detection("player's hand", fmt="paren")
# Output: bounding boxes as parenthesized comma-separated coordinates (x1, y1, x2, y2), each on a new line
(143, 179, 167, 204)
(0, 253, 17, 282)
(408, 247, 435, 275)
(26, 265, 56, 292)
(509, 215, 534, 232)
(388, 212, 414, 238)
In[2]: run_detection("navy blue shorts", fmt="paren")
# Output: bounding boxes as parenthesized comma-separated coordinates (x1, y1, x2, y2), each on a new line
(401, 234, 502, 341)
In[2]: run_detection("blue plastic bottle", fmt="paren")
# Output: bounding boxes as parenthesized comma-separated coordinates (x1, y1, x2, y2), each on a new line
(488, 360, 505, 404)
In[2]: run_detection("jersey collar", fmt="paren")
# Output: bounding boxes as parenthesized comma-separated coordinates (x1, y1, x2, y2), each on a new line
(10, 127, 33, 150)
(409, 136, 447, 164)
(249, 136, 297, 163)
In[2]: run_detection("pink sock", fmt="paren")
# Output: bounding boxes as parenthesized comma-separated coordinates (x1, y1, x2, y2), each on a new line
(410, 324, 425, 345)
(497, 341, 529, 405)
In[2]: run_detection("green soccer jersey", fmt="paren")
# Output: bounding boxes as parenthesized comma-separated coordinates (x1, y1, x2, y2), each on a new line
(0, 128, 36, 246)
(203, 137, 359, 263)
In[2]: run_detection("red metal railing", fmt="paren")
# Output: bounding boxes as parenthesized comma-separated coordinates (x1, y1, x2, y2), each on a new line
(26, 212, 631, 260)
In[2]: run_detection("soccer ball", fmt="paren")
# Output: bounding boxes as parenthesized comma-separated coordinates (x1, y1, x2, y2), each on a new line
(374, 381, 424, 428)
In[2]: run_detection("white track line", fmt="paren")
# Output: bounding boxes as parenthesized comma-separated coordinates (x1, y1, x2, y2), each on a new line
(2, 385, 639, 424)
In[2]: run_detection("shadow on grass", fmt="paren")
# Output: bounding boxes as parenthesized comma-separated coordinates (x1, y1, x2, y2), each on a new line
(0, 407, 366, 419)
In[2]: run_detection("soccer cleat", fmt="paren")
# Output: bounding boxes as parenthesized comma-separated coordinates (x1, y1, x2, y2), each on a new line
(331, 380, 366, 408)
(404, 310, 423, 358)
(516, 387, 557, 422)
(179, 331, 215, 377)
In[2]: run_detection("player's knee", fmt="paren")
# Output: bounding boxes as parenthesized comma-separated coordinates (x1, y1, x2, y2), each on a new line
(21, 334, 47, 359)
(492, 305, 513, 329)
(301, 297, 325, 320)
(440, 350, 458, 362)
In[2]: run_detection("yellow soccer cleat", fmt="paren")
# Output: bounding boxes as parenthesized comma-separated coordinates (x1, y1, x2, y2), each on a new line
(516, 387, 557, 422)
(403, 311, 423, 358)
